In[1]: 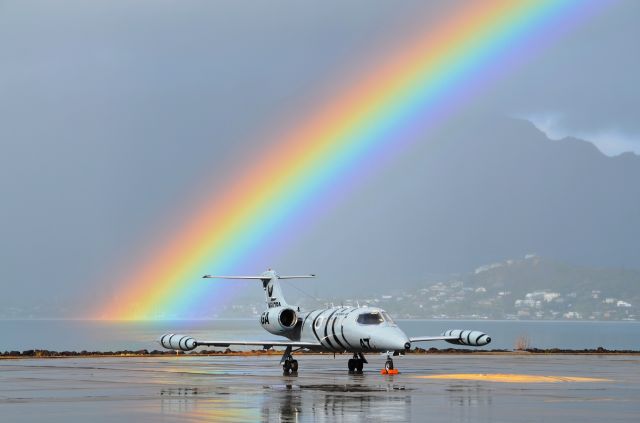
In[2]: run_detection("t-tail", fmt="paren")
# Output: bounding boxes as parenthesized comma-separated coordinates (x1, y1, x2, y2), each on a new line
(202, 269, 315, 308)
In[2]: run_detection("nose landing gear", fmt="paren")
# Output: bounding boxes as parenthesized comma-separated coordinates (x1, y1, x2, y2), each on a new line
(381, 352, 399, 375)
(348, 353, 367, 373)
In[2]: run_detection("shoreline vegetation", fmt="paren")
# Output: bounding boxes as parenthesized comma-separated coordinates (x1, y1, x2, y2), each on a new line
(1, 347, 639, 359)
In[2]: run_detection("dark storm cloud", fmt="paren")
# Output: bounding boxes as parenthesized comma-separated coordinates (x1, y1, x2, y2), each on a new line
(0, 0, 637, 316)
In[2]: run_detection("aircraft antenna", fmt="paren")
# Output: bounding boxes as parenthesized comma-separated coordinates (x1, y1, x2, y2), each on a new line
(279, 278, 320, 306)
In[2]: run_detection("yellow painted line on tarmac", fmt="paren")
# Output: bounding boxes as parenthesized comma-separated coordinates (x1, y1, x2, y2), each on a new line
(413, 373, 612, 383)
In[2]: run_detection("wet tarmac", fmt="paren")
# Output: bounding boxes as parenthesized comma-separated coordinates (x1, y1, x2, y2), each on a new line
(1, 354, 638, 422)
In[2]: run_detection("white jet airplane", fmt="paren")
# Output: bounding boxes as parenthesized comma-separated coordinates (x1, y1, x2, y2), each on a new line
(159, 269, 491, 374)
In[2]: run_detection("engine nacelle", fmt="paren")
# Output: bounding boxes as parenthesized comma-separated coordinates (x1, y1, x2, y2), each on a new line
(159, 333, 197, 351)
(260, 307, 298, 336)
(442, 329, 491, 346)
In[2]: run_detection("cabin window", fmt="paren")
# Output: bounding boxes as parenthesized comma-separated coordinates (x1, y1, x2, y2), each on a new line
(357, 312, 384, 325)
(315, 316, 324, 328)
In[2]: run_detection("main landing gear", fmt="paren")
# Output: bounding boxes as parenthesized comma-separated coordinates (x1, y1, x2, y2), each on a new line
(283, 357, 298, 374)
(280, 346, 298, 375)
(348, 353, 367, 373)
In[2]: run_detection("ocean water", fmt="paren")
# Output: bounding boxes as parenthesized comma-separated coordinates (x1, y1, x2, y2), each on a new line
(0, 319, 638, 352)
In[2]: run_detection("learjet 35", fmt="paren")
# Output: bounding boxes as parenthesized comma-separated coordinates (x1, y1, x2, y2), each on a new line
(159, 269, 491, 374)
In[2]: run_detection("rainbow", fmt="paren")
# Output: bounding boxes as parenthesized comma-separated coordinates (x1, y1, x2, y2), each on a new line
(102, 0, 607, 319)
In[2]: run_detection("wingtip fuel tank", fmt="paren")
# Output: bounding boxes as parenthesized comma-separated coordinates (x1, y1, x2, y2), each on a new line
(159, 333, 197, 351)
(442, 329, 491, 346)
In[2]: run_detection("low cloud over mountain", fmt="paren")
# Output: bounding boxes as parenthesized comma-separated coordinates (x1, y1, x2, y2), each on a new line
(282, 117, 640, 291)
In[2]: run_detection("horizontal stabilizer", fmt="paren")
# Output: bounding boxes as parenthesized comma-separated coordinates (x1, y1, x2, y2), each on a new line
(202, 270, 313, 306)
(202, 274, 316, 280)
(277, 275, 316, 279)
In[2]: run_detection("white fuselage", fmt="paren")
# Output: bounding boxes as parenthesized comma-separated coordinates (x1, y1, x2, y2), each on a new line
(267, 306, 411, 353)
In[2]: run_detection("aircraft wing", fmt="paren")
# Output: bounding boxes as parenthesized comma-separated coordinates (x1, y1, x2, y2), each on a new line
(409, 336, 458, 342)
(196, 340, 321, 349)
(159, 333, 322, 351)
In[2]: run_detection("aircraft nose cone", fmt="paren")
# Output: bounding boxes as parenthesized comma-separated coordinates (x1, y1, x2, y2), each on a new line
(379, 328, 411, 351)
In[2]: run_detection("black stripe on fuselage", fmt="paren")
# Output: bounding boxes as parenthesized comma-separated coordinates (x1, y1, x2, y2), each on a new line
(310, 310, 324, 346)
(330, 308, 347, 351)
(340, 308, 357, 349)
(323, 308, 341, 351)
(300, 309, 317, 337)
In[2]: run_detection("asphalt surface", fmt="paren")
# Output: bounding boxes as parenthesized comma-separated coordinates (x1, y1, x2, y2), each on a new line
(1, 354, 638, 422)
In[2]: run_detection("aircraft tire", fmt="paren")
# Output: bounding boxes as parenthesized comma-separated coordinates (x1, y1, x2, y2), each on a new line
(356, 359, 364, 373)
(384, 359, 394, 371)
(348, 359, 356, 372)
(291, 360, 298, 373)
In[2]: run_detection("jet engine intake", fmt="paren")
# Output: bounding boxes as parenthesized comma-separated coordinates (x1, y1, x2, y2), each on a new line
(442, 329, 491, 346)
(159, 333, 197, 351)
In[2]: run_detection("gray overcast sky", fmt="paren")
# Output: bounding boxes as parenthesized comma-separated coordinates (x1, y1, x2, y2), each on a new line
(1, 1, 638, 317)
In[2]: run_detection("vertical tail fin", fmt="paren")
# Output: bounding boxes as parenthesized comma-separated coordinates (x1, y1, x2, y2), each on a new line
(260, 269, 286, 306)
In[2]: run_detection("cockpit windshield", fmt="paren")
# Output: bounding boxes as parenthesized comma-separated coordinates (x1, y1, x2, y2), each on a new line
(382, 312, 395, 324)
(357, 312, 384, 325)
